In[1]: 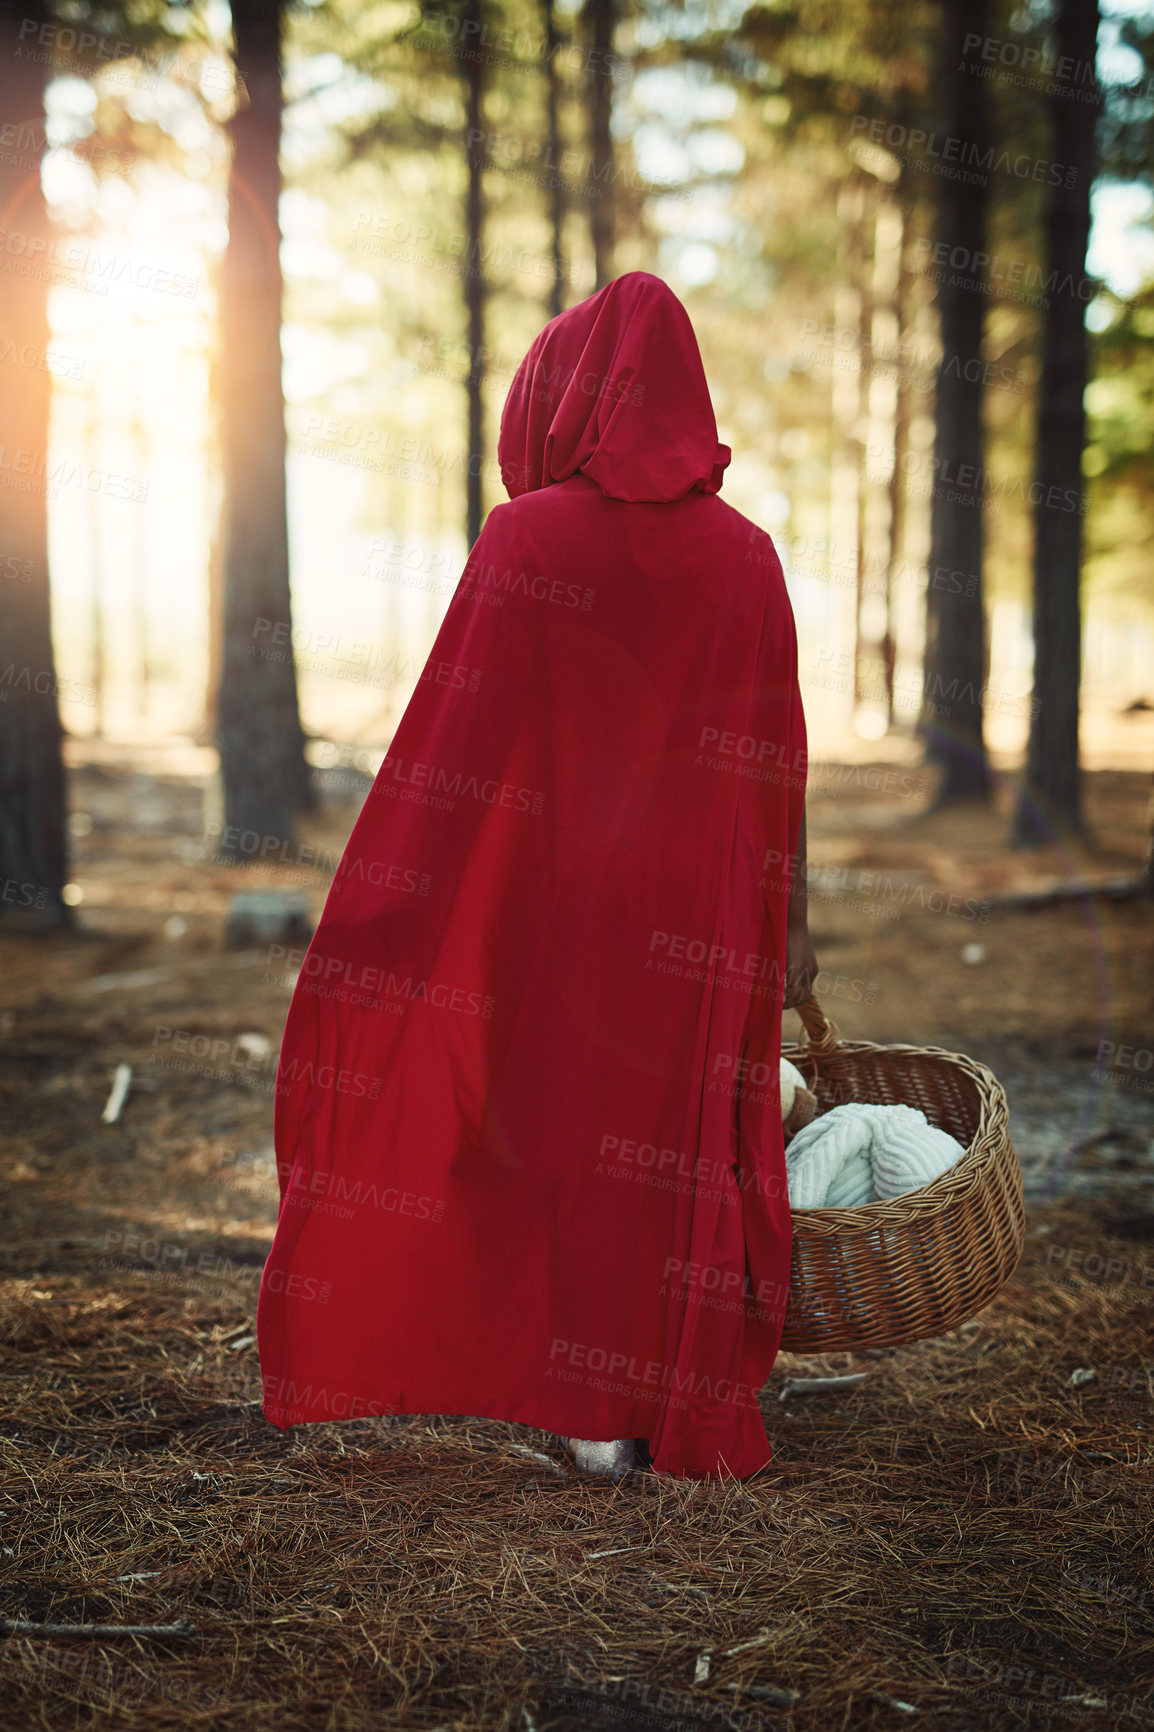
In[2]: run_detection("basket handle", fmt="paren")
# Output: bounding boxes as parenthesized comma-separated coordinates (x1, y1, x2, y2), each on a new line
(791, 992, 839, 1057)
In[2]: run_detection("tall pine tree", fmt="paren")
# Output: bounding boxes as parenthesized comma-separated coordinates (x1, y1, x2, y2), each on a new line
(1012, 0, 1102, 844)
(0, 0, 69, 926)
(920, 0, 993, 802)
(215, 0, 314, 854)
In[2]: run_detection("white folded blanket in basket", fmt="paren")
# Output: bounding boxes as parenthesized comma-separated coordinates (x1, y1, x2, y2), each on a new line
(784, 1102, 966, 1209)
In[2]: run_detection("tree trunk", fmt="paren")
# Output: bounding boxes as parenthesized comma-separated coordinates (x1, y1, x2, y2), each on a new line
(0, 0, 69, 926)
(86, 411, 105, 738)
(542, 0, 566, 320)
(583, 0, 615, 289)
(131, 410, 150, 720)
(920, 0, 992, 802)
(853, 183, 875, 710)
(460, 0, 488, 549)
(201, 277, 228, 745)
(1011, 0, 1101, 845)
(215, 0, 312, 856)
(885, 192, 913, 727)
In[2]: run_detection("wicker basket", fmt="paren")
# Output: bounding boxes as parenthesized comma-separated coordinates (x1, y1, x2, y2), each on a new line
(778, 995, 1026, 1354)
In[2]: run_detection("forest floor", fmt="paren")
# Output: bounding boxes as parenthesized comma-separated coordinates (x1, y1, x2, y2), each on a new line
(1, 742, 1152, 1730)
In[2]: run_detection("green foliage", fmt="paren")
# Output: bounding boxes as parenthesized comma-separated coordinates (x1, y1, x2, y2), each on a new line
(1084, 282, 1154, 597)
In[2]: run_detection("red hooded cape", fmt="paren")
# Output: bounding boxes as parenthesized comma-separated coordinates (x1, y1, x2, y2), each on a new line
(257, 272, 807, 1479)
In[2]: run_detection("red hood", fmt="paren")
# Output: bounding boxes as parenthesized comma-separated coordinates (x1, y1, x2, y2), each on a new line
(498, 271, 732, 504)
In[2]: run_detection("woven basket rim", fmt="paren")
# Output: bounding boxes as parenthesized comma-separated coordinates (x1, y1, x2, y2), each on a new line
(780, 1031, 1011, 1234)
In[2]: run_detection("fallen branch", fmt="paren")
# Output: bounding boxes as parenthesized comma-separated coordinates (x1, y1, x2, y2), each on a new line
(0, 1618, 196, 1640)
(984, 875, 1144, 910)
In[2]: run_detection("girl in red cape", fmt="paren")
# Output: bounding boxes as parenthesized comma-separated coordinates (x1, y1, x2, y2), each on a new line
(257, 271, 815, 1481)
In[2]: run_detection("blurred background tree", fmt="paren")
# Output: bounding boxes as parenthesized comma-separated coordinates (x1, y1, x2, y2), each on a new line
(3, 0, 1154, 910)
(214, 0, 315, 853)
(920, 0, 994, 807)
(1012, 0, 1102, 845)
(0, 0, 69, 926)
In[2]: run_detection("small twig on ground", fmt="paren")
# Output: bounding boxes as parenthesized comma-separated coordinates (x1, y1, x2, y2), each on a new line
(101, 1064, 133, 1125)
(507, 1443, 568, 1476)
(725, 1681, 802, 1706)
(722, 1626, 773, 1657)
(83, 966, 172, 996)
(778, 1372, 868, 1399)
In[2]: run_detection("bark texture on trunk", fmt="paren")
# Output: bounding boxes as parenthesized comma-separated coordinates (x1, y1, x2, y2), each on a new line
(216, 0, 312, 854)
(583, 0, 615, 290)
(1012, 0, 1101, 845)
(921, 0, 992, 802)
(461, 0, 487, 549)
(0, 0, 69, 925)
(542, 0, 566, 320)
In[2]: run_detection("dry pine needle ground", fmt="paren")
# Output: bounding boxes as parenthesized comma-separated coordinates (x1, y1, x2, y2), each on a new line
(2, 1197, 1153, 1732)
(3, 759, 1152, 1729)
